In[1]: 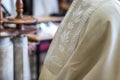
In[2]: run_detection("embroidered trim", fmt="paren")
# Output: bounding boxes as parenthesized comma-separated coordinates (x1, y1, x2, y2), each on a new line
(47, 0, 79, 53)
(45, 0, 107, 74)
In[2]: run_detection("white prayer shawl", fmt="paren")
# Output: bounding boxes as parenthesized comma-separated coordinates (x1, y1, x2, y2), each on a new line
(33, 0, 59, 16)
(40, 0, 120, 80)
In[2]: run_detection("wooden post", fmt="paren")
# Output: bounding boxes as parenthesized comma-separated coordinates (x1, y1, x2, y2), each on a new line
(16, 0, 24, 19)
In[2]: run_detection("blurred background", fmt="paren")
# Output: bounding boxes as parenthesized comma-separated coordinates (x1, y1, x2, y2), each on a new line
(2, 0, 73, 80)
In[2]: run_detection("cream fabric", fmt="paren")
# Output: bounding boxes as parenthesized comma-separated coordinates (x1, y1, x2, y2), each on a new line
(40, 0, 120, 80)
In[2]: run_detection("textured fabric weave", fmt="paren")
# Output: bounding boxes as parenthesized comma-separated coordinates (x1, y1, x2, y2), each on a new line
(40, 0, 120, 80)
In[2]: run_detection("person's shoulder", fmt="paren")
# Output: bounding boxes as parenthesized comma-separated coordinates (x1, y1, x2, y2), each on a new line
(91, 0, 120, 21)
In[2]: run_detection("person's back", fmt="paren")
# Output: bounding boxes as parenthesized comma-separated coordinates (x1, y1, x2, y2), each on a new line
(33, 0, 59, 16)
(40, 0, 120, 80)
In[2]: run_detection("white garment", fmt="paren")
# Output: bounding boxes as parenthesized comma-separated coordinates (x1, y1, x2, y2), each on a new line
(33, 0, 59, 16)
(2, 0, 16, 16)
(13, 36, 31, 80)
(0, 38, 14, 80)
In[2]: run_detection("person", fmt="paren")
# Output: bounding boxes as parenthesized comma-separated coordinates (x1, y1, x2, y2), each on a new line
(33, 0, 59, 16)
(59, 0, 73, 14)
(39, 0, 120, 80)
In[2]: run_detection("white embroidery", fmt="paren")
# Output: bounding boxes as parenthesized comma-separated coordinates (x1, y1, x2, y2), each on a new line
(73, 7, 83, 23)
(48, 0, 105, 56)
(58, 45, 64, 52)
(68, 21, 74, 29)
(46, 0, 79, 55)
(60, 30, 70, 44)
(45, 0, 107, 74)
